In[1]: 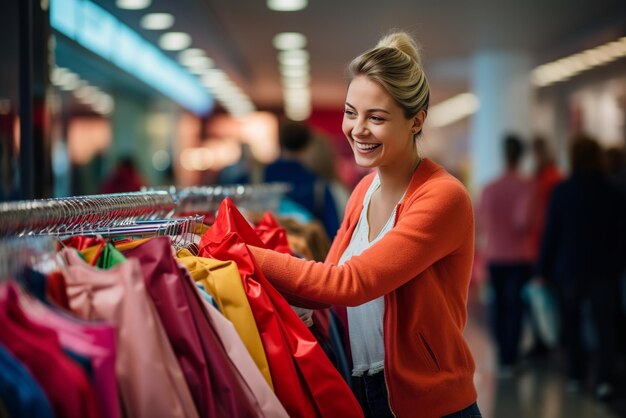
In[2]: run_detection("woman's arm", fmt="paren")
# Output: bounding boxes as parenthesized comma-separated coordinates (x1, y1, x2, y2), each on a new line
(250, 179, 473, 307)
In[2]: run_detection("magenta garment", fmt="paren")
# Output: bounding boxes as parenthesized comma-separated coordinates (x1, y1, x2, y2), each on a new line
(61, 249, 199, 418)
(123, 237, 262, 418)
(199, 291, 290, 418)
(477, 170, 536, 263)
(0, 282, 104, 418)
(19, 288, 119, 418)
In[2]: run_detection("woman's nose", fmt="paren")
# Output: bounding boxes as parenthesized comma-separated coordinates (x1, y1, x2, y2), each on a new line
(353, 118, 368, 136)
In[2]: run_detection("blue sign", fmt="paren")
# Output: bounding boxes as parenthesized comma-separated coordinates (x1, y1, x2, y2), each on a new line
(50, 0, 214, 115)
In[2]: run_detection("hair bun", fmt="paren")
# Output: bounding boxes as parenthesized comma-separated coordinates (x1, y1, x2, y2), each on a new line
(376, 31, 421, 64)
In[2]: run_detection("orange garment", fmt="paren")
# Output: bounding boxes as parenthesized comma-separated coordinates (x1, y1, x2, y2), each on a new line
(249, 158, 477, 418)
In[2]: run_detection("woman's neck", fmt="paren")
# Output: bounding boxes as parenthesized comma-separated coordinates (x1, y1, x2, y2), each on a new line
(377, 153, 422, 201)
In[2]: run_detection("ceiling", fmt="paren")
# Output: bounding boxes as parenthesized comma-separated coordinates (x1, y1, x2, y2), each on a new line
(98, 0, 626, 112)
(1, 1, 625, 113)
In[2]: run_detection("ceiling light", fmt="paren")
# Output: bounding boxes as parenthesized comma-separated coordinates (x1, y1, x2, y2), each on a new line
(532, 35, 626, 87)
(185, 56, 215, 74)
(278, 49, 309, 66)
(159, 32, 191, 51)
(273, 32, 307, 50)
(140, 13, 174, 30)
(267, 0, 307, 12)
(428, 93, 479, 128)
(116, 0, 151, 10)
(178, 48, 204, 63)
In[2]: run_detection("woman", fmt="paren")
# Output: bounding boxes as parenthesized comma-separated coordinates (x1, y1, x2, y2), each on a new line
(249, 31, 480, 418)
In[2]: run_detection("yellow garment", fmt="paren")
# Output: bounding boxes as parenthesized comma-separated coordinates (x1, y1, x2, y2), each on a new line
(114, 237, 152, 252)
(176, 249, 273, 390)
(80, 244, 104, 265)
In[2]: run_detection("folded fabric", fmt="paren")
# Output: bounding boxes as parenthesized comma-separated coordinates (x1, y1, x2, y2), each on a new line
(198, 290, 289, 418)
(61, 249, 199, 418)
(0, 282, 103, 418)
(176, 250, 273, 390)
(17, 273, 119, 418)
(198, 198, 363, 418)
(0, 342, 54, 418)
(124, 237, 261, 418)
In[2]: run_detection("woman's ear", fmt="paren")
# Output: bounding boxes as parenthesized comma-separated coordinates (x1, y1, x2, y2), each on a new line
(412, 110, 427, 134)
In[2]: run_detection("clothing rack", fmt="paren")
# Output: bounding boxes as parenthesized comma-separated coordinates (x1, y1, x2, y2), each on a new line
(145, 183, 291, 215)
(0, 191, 176, 237)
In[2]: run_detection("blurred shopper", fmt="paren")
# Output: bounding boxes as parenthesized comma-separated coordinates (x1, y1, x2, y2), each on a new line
(525, 135, 564, 357)
(264, 121, 340, 239)
(301, 133, 351, 221)
(248, 31, 481, 418)
(478, 134, 535, 376)
(217, 142, 259, 185)
(100, 157, 145, 194)
(536, 134, 625, 400)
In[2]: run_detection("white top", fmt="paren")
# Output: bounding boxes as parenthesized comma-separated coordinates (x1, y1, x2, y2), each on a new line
(338, 174, 399, 377)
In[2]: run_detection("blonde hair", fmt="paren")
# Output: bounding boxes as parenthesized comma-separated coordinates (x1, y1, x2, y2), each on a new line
(347, 31, 430, 135)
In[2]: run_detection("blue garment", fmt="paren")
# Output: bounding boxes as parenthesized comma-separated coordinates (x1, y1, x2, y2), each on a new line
(329, 309, 352, 387)
(0, 343, 54, 418)
(264, 159, 339, 238)
(195, 283, 220, 311)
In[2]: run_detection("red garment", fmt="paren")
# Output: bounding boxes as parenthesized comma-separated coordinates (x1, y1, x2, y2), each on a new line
(62, 236, 105, 252)
(46, 271, 71, 310)
(256, 213, 331, 340)
(254, 213, 293, 255)
(124, 238, 262, 418)
(0, 282, 103, 418)
(199, 199, 363, 418)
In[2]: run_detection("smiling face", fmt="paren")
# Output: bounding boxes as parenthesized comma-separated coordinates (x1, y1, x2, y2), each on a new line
(342, 75, 424, 172)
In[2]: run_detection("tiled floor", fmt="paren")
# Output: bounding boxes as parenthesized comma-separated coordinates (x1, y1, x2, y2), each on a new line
(465, 284, 625, 418)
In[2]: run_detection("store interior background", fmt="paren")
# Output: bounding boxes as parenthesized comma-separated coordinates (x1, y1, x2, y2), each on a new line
(2, 0, 625, 200)
(1, 0, 626, 416)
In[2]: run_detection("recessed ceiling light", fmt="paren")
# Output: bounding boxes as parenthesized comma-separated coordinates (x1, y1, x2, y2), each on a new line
(159, 32, 192, 51)
(273, 32, 307, 50)
(140, 13, 174, 30)
(178, 48, 205, 65)
(278, 49, 309, 66)
(116, 0, 151, 10)
(267, 0, 307, 11)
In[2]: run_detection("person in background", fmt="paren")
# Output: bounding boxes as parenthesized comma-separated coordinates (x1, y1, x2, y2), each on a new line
(525, 135, 564, 357)
(100, 156, 145, 194)
(536, 134, 625, 401)
(249, 31, 480, 418)
(301, 133, 351, 221)
(477, 134, 535, 376)
(263, 121, 340, 239)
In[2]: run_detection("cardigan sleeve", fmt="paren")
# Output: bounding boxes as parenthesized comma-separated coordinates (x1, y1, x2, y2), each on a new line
(249, 178, 473, 307)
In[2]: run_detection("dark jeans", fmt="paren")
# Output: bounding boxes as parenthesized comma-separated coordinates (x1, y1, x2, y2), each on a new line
(442, 402, 482, 418)
(557, 280, 620, 383)
(353, 372, 482, 418)
(488, 263, 532, 366)
(353, 372, 394, 418)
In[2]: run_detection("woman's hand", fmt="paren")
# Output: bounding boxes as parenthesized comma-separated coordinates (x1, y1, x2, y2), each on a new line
(290, 305, 314, 327)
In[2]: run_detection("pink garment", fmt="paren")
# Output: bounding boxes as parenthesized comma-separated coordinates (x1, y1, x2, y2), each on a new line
(0, 282, 104, 418)
(478, 171, 536, 263)
(61, 249, 199, 418)
(196, 276, 290, 418)
(17, 289, 119, 418)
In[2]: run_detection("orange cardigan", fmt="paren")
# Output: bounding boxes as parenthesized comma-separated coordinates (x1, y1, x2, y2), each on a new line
(250, 159, 477, 418)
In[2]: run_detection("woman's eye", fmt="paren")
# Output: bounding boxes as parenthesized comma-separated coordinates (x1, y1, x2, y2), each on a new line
(370, 115, 384, 122)
(344, 109, 356, 117)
